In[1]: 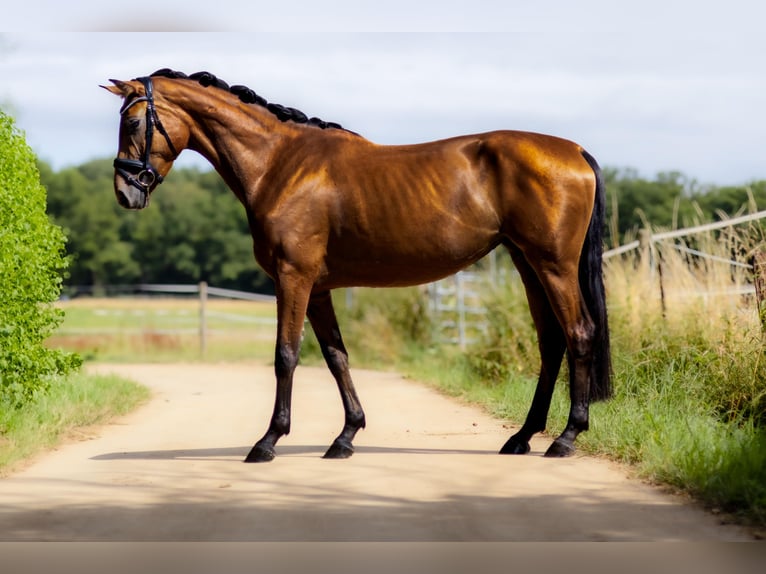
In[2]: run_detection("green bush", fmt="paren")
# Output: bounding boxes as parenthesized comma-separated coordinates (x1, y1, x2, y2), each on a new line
(0, 111, 80, 407)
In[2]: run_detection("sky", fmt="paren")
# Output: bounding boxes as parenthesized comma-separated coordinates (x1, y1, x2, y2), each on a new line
(1, 1, 764, 186)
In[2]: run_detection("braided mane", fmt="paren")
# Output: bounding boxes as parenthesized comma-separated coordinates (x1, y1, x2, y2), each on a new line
(146, 68, 355, 134)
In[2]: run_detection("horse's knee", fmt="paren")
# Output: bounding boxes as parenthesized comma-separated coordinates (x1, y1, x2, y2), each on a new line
(275, 343, 299, 379)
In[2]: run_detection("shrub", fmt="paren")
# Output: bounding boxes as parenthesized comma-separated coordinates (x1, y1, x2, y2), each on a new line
(0, 111, 80, 407)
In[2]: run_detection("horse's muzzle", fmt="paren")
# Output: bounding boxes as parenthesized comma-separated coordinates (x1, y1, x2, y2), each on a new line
(115, 184, 148, 210)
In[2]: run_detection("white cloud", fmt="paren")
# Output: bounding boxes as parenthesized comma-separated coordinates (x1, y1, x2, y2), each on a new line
(1, 21, 765, 184)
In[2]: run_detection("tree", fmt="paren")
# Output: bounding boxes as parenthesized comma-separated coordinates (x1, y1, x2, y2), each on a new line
(42, 160, 274, 293)
(694, 180, 766, 217)
(0, 110, 80, 407)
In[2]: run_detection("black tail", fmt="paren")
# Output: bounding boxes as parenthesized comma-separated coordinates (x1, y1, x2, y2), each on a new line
(579, 150, 613, 401)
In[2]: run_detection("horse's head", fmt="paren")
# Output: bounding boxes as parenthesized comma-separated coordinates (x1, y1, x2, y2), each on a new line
(102, 76, 182, 209)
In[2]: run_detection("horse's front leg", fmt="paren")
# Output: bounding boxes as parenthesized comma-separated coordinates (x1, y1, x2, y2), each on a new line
(244, 271, 312, 463)
(306, 290, 366, 459)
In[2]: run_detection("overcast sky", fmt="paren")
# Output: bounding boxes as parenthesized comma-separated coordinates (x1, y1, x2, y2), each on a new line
(1, 1, 764, 185)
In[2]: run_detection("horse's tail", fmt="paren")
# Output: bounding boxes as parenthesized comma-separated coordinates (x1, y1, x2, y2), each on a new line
(579, 149, 613, 401)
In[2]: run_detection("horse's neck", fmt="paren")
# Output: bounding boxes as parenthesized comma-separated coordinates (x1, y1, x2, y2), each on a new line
(177, 91, 289, 202)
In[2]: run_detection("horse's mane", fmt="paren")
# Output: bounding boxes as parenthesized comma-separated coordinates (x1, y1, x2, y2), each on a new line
(147, 68, 355, 135)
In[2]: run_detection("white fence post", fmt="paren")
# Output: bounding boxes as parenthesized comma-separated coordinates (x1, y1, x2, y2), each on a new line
(199, 281, 208, 358)
(456, 271, 467, 349)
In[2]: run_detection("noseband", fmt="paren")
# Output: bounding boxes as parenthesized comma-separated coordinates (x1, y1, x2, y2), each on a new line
(113, 76, 178, 195)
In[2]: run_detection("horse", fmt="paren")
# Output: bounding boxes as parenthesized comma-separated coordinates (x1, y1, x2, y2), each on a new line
(103, 69, 611, 462)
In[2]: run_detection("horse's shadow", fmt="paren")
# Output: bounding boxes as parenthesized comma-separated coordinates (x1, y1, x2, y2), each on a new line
(90, 444, 524, 461)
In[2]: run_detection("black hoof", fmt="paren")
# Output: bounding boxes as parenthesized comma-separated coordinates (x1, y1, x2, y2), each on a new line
(544, 439, 576, 458)
(499, 437, 531, 455)
(323, 440, 354, 459)
(244, 444, 276, 463)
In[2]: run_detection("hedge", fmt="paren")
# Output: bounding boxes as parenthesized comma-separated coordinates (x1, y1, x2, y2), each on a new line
(0, 110, 80, 407)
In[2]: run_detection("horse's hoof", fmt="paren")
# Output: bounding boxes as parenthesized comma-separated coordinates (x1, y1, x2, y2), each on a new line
(244, 445, 276, 463)
(323, 440, 354, 459)
(499, 437, 531, 455)
(544, 439, 576, 458)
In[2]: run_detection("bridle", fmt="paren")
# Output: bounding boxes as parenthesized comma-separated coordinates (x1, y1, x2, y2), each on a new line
(113, 76, 178, 196)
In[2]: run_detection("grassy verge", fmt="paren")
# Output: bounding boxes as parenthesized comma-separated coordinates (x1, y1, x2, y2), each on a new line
(0, 372, 150, 476)
(401, 345, 766, 529)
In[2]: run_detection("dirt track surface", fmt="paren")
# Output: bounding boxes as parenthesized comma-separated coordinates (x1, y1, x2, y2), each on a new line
(0, 362, 753, 541)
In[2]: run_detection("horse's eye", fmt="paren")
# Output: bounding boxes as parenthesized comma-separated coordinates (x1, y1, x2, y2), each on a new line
(126, 118, 141, 136)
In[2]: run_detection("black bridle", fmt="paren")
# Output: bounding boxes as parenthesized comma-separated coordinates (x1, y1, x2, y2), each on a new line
(113, 76, 178, 196)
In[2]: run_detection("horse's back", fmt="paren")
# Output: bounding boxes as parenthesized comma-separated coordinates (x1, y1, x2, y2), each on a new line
(255, 129, 597, 288)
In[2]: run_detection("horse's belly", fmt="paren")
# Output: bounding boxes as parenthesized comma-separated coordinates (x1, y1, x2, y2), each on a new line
(321, 231, 498, 288)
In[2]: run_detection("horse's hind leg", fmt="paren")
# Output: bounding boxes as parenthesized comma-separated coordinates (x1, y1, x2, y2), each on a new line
(531, 260, 596, 458)
(500, 247, 567, 455)
(306, 290, 366, 459)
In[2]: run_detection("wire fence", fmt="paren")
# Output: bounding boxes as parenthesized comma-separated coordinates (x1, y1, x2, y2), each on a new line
(429, 210, 766, 345)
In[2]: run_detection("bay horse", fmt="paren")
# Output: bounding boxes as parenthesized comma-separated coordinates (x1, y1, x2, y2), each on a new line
(103, 69, 611, 462)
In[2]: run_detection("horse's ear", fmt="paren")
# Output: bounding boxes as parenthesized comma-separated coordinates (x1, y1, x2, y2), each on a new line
(100, 79, 137, 98)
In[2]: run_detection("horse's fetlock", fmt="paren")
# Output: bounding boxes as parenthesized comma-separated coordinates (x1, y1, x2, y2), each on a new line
(271, 413, 291, 436)
(346, 411, 366, 430)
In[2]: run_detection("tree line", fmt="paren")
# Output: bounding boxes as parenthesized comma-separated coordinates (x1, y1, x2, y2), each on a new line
(41, 158, 272, 295)
(40, 157, 766, 293)
(603, 167, 766, 248)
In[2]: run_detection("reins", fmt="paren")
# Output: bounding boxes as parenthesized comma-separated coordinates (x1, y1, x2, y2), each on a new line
(113, 76, 178, 196)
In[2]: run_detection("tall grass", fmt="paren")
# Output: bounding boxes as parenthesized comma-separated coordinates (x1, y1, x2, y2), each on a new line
(594, 232, 765, 525)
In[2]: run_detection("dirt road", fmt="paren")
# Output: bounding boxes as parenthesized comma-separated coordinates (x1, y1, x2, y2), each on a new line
(0, 362, 752, 541)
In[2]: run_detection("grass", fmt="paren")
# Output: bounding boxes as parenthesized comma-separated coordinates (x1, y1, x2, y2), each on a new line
(50, 297, 277, 362)
(0, 371, 150, 476)
(406, 346, 766, 528)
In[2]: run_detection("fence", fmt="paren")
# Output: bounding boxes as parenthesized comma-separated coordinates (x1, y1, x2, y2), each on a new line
(429, 210, 766, 345)
(62, 282, 277, 358)
(603, 210, 766, 318)
(427, 271, 488, 348)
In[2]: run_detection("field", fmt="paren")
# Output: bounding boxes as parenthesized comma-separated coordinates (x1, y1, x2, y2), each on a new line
(50, 297, 278, 362)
